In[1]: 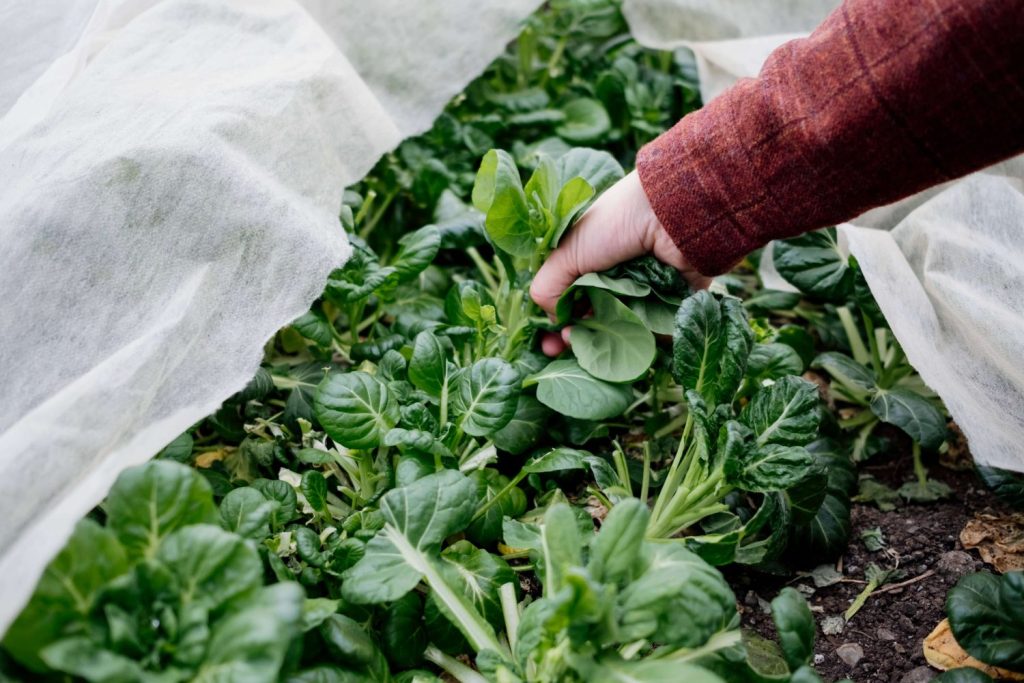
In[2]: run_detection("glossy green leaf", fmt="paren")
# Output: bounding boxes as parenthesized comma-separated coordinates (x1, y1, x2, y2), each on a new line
(529, 359, 633, 421)
(747, 343, 805, 382)
(392, 225, 441, 282)
(408, 331, 448, 397)
(220, 487, 273, 540)
(292, 309, 333, 348)
(341, 470, 476, 603)
(774, 228, 855, 301)
(870, 388, 946, 450)
(105, 460, 218, 560)
(472, 150, 533, 257)
(570, 288, 656, 382)
(492, 395, 550, 455)
(616, 543, 737, 648)
(465, 469, 527, 546)
(320, 614, 377, 665)
(315, 372, 399, 450)
(727, 443, 814, 493)
(947, 571, 1024, 669)
(157, 524, 263, 610)
(301, 470, 329, 514)
(813, 351, 876, 396)
(194, 582, 304, 683)
(740, 376, 821, 447)
(771, 587, 815, 669)
(673, 290, 724, 399)
(452, 357, 521, 437)
(425, 541, 515, 651)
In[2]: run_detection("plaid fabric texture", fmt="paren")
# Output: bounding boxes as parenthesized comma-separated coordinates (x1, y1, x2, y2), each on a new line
(637, 0, 1024, 275)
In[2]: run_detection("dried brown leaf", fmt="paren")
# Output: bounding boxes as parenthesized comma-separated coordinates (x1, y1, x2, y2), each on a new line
(960, 511, 1024, 573)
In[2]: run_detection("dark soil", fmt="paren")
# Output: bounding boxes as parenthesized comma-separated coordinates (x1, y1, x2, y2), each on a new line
(730, 445, 1015, 683)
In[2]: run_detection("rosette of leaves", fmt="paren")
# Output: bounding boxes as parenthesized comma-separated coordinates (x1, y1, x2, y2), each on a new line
(774, 228, 950, 501)
(2, 461, 304, 682)
(309, 332, 526, 507)
(473, 147, 697, 422)
(638, 290, 827, 566)
(340, 476, 744, 682)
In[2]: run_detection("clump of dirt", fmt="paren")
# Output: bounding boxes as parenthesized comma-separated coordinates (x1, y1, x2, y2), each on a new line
(731, 447, 1017, 683)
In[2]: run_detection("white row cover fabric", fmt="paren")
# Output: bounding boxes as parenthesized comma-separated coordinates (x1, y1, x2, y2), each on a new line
(0, 0, 541, 634)
(624, 0, 1024, 473)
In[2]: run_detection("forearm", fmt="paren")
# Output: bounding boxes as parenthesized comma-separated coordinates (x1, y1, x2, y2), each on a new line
(637, 0, 1024, 275)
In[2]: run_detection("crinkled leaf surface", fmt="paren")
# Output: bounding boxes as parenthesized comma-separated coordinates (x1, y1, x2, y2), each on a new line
(740, 377, 821, 447)
(452, 357, 521, 437)
(315, 372, 399, 450)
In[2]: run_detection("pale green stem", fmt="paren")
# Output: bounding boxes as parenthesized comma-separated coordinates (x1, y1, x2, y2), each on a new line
(424, 645, 490, 683)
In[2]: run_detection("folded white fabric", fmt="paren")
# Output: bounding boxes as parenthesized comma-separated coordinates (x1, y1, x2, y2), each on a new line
(0, 0, 541, 633)
(624, 0, 1024, 474)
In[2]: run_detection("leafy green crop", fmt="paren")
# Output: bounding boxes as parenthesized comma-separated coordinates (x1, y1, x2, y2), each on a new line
(3, 1, 964, 680)
(2, 462, 304, 682)
(771, 229, 951, 502)
(946, 571, 1024, 672)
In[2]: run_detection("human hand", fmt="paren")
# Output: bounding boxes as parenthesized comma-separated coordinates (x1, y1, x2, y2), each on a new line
(530, 170, 711, 356)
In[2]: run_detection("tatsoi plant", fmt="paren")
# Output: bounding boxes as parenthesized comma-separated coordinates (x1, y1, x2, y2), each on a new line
(2, 462, 305, 683)
(340, 472, 822, 683)
(771, 228, 951, 501)
(946, 571, 1024, 673)
(574, 289, 830, 565)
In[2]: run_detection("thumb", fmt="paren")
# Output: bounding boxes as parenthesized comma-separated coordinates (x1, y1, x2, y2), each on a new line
(530, 234, 582, 316)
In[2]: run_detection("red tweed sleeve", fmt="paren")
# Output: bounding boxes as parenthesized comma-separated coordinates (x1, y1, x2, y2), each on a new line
(636, 0, 1024, 276)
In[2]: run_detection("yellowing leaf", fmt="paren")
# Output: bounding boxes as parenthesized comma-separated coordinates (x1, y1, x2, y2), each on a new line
(923, 618, 1024, 680)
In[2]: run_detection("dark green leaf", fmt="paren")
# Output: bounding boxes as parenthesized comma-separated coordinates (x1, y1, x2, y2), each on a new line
(315, 372, 399, 450)
(870, 388, 947, 450)
(740, 376, 821, 447)
(774, 228, 855, 301)
(3, 520, 128, 670)
(771, 587, 815, 670)
(452, 357, 521, 437)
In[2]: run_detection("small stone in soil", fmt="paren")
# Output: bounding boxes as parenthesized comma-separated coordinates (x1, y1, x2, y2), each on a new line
(814, 654, 825, 665)
(877, 627, 897, 641)
(836, 643, 864, 668)
(899, 666, 937, 683)
(934, 550, 975, 579)
(821, 615, 846, 635)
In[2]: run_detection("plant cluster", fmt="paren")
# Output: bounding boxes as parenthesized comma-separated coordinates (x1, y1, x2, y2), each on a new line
(3, 0, 1018, 681)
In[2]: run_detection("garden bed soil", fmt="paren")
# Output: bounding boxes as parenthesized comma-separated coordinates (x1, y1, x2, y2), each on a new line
(732, 447, 1015, 683)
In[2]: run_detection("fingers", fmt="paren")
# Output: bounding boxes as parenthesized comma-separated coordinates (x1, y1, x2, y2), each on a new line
(531, 234, 582, 316)
(531, 176, 649, 314)
(540, 331, 567, 357)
